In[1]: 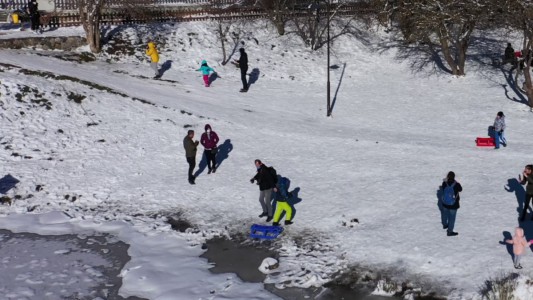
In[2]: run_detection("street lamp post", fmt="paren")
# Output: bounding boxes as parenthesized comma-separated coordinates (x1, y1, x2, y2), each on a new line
(311, 0, 331, 117)
(326, 0, 331, 117)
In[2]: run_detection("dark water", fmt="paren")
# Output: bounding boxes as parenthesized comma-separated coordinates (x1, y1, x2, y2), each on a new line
(0, 229, 146, 300)
(200, 237, 398, 300)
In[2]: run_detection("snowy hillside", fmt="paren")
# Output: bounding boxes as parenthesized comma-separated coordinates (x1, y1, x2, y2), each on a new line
(1, 20, 533, 299)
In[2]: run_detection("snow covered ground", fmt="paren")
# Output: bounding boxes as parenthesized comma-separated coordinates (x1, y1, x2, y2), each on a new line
(1, 20, 533, 299)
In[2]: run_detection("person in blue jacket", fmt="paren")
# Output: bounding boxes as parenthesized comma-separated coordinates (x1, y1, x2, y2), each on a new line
(197, 60, 215, 87)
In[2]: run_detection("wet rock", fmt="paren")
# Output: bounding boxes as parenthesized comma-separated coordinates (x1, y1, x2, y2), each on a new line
(167, 217, 192, 232)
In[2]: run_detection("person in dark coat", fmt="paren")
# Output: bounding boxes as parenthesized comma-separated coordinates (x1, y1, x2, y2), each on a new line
(27, 0, 40, 33)
(250, 159, 277, 222)
(440, 171, 463, 236)
(519, 165, 533, 221)
(183, 130, 199, 185)
(504, 43, 516, 66)
(235, 48, 248, 92)
(200, 124, 220, 174)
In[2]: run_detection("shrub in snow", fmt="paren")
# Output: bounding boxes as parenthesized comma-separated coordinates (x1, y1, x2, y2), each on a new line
(258, 257, 279, 274)
(479, 272, 519, 300)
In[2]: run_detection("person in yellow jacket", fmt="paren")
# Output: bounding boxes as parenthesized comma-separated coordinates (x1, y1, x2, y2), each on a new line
(272, 177, 294, 226)
(146, 42, 160, 79)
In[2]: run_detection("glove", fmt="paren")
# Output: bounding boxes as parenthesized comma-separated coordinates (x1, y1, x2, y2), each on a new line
(250, 179, 254, 184)
(500, 130, 504, 133)
(194, 141, 199, 145)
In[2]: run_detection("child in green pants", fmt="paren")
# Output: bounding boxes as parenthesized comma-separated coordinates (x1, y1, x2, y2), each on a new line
(272, 178, 293, 226)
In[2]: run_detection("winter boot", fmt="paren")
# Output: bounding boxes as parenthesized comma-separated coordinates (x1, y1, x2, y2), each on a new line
(272, 222, 280, 226)
(447, 231, 458, 236)
(266, 216, 273, 222)
(284, 220, 293, 225)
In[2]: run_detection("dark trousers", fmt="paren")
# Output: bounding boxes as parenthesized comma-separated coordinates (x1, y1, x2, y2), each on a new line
(521, 194, 533, 220)
(240, 67, 248, 90)
(204, 150, 216, 170)
(30, 13, 40, 31)
(186, 157, 196, 181)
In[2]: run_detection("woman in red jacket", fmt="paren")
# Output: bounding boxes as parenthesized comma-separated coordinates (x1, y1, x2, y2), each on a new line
(200, 124, 220, 174)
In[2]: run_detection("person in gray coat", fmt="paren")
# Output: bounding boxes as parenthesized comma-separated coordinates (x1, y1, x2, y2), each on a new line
(183, 130, 199, 184)
(493, 111, 507, 149)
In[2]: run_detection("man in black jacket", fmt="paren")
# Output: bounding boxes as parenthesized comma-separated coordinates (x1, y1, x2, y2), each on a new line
(27, 0, 40, 33)
(183, 130, 199, 185)
(503, 43, 517, 66)
(520, 165, 533, 221)
(250, 159, 277, 222)
(236, 48, 248, 92)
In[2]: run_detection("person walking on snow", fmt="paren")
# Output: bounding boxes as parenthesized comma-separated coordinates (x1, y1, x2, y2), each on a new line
(519, 165, 533, 221)
(505, 227, 533, 269)
(146, 42, 160, 79)
(200, 124, 219, 174)
(440, 171, 463, 236)
(234, 48, 248, 92)
(183, 130, 199, 185)
(493, 111, 507, 149)
(27, 0, 40, 34)
(272, 178, 293, 226)
(197, 60, 215, 87)
(250, 159, 277, 222)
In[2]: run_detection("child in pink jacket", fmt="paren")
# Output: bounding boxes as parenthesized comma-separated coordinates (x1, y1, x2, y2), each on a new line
(506, 227, 533, 269)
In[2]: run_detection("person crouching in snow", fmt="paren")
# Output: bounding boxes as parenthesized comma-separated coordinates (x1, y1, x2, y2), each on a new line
(146, 42, 160, 79)
(505, 227, 533, 269)
(272, 178, 293, 226)
(197, 60, 215, 87)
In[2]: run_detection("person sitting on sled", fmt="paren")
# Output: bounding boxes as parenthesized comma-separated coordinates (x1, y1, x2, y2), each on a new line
(272, 177, 293, 226)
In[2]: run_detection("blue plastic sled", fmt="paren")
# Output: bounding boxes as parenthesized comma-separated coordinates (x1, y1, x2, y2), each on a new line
(250, 224, 284, 240)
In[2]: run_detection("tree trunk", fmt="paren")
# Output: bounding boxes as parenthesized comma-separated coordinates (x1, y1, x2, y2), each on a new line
(274, 18, 285, 36)
(218, 22, 227, 64)
(86, 20, 101, 53)
(457, 39, 468, 76)
(440, 37, 461, 75)
(524, 63, 533, 109)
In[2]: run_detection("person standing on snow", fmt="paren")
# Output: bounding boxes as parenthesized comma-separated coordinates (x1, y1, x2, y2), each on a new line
(440, 171, 463, 236)
(504, 43, 517, 66)
(493, 111, 507, 149)
(183, 130, 199, 185)
(146, 42, 160, 79)
(505, 227, 533, 269)
(200, 124, 219, 174)
(519, 165, 533, 221)
(234, 48, 248, 92)
(27, 0, 40, 34)
(197, 60, 215, 87)
(272, 177, 293, 226)
(250, 159, 277, 222)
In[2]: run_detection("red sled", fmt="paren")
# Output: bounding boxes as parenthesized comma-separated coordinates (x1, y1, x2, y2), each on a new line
(476, 137, 495, 147)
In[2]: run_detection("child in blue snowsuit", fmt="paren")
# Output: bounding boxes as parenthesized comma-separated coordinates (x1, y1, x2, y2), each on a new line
(197, 60, 214, 87)
(272, 177, 293, 226)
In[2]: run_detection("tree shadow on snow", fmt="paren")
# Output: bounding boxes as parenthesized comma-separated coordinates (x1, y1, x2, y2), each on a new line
(374, 31, 451, 76)
(0, 174, 20, 194)
(271, 175, 302, 222)
(160, 60, 172, 77)
(505, 178, 525, 220)
(499, 67, 529, 106)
